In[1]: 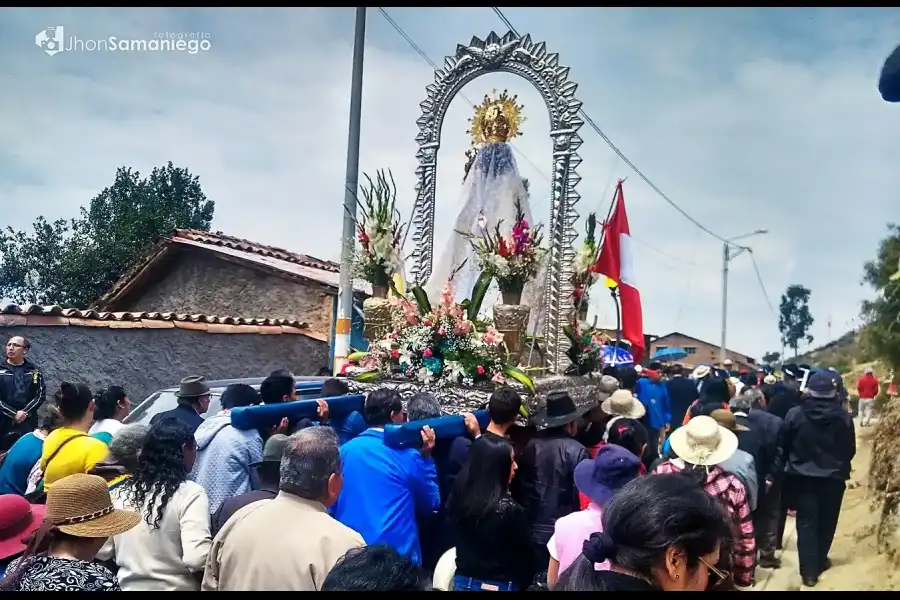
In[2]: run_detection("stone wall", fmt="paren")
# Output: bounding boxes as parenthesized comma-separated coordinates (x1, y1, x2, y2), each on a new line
(2, 323, 328, 404)
(118, 251, 335, 335)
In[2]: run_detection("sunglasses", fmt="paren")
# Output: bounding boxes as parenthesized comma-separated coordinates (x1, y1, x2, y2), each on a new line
(699, 556, 730, 588)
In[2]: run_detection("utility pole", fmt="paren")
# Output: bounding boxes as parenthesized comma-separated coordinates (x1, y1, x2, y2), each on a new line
(720, 229, 768, 366)
(334, 7, 367, 374)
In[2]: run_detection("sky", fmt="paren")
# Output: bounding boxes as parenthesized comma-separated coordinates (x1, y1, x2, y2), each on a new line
(2, 7, 899, 361)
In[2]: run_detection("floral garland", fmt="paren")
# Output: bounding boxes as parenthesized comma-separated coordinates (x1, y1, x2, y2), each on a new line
(353, 169, 406, 287)
(564, 321, 610, 376)
(344, 280, 535, 394)
(459, 198, 546, 295)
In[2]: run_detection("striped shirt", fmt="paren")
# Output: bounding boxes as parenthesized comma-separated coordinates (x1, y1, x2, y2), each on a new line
(653, 460, 756, 587)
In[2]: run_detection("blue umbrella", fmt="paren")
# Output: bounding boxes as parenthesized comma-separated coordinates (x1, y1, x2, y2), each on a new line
(651, 347, 688, 362)
(602, 345, 634, 367)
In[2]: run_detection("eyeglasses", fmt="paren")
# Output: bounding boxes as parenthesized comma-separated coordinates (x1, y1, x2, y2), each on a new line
(699, 557, 729, 588)
(6, 343, 24, 349)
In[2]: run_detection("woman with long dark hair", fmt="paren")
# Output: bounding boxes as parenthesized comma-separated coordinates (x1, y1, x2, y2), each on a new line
(98, 418, 211, 590)
(447, 435, 533, 591)
(89, 386, 132, 445)
(554, 473, 732, 591)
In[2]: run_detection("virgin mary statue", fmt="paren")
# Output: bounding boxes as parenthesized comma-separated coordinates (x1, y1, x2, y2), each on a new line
(424, 90, 546, 331)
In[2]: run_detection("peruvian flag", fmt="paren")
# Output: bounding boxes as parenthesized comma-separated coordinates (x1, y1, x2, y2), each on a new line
(591, 179, 645, 362)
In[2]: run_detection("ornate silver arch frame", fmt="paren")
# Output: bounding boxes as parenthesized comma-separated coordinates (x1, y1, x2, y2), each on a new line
(409, 31, 584, 374)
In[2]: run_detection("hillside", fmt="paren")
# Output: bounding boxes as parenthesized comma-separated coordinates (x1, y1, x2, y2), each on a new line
(791, 327, 892, 387)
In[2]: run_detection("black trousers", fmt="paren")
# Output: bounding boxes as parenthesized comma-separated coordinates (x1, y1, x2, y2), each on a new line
(787, 475, 846, 579)
(0, 415, 35, 452)
(753, 479, 782, 558)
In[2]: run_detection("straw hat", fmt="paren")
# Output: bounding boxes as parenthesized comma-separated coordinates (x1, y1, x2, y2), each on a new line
(691, 365, 711, 380)
(668, 415, 738, 467)
(600, 390, 646, 420)
(45, 473, 140, 538)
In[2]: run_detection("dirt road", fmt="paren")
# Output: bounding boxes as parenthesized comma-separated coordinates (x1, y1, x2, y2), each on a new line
(758, 424, 899, 591)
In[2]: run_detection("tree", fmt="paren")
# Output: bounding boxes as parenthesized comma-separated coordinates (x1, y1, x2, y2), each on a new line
(861, 223, 900, 369)
(762, 351, 781, 365)
(779, 284, 814, 357)
(0, 162, 214, 308)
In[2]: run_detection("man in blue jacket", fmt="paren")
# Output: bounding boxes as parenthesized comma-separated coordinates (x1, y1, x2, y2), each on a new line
(333, 389, 439, 565)
(634, 362, 672, 465)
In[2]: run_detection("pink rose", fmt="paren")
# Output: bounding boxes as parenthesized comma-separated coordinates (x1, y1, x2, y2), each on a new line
(438, 327, 447, 336)
(423, 348, 433, 358)
(492, 371, 506, 385)
(391, 349, 400, 359)
(476, 365, 485, 376)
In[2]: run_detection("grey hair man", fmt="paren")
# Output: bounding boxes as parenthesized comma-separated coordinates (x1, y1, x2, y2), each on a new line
(406, 392, 442, 422)
(203, 427, 365, 591)
(108, 423, 150, 471)
(87, 423, 150, 486)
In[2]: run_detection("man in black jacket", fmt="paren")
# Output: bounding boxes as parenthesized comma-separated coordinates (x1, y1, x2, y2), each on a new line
(731, 389, 786, 568)
(0, 336, 46, 451)
(666, 364, 699, 427)
(516, 391, 590, 580)
(783, 372, 856, 588)
(766, 363, 803, 420)
(879, 43, 900, 102)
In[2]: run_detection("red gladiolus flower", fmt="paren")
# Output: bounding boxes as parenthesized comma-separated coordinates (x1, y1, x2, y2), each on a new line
(391, 349, 400, 359)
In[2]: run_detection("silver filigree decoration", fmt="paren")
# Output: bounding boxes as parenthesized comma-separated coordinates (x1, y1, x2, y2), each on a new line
(409, 31, 583, 375)
(345, 374, 601, 423)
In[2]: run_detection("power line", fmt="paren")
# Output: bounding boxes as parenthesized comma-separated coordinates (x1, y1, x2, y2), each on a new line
(748, 250, 776, 316)
(490, 7, 735, 247)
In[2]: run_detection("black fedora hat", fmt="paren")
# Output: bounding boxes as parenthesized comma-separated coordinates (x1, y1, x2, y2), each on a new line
(534, 391, 590, 429)
(177, 375, 211, 399)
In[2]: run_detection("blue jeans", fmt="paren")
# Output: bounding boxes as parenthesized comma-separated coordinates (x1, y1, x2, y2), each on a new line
(453, 575, 517, 592)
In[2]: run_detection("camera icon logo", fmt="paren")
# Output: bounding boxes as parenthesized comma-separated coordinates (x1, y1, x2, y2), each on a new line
(35, 26, 65, 57)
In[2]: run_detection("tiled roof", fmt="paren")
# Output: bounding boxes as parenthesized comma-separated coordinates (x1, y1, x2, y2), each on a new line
(174, 229, 340, 273)
(0, 304, 328, 342)
(93, 229, 369, 311)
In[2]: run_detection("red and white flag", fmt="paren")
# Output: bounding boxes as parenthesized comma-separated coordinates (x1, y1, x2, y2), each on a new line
(591, 179, 645, 362)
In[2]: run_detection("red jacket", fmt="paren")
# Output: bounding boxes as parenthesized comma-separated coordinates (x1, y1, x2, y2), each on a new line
(857, 373, 880, 399)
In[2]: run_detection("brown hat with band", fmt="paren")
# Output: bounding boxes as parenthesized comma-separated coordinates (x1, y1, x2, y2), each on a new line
(45, 473, 140, 538)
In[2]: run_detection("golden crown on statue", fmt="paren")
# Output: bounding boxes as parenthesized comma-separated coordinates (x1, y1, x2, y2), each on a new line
(467, 89, 526, 145)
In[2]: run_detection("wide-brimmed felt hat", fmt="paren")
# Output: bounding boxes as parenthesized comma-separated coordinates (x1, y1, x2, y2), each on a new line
(0, 495, 45, 560)
(600, 390, 646, 420)
(252, 433, 290, 467)
(46, 473, 140, 538)
(709, 409, 750, 433)
(534, 391, 590, 429)
(177, 375, 211, 399)
(668, 415, 738, 467)
(574, 444, 641, 507)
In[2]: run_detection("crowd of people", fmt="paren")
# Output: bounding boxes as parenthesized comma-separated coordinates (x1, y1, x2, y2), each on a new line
(0, 335, 867, 591)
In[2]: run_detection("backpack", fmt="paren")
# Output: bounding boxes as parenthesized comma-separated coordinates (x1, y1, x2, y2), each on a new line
(25, 434, 87, 504)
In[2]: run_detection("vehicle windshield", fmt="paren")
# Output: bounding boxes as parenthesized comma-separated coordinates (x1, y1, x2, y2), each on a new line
(126, 391, 224, 426)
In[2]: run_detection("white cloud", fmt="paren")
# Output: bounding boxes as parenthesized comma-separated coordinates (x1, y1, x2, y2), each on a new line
(2, 7, 899, 360)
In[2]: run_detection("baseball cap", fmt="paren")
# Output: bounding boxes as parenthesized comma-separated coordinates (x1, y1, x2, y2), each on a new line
(807, 372, 838, 399)
(253, 434, 290, 467)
